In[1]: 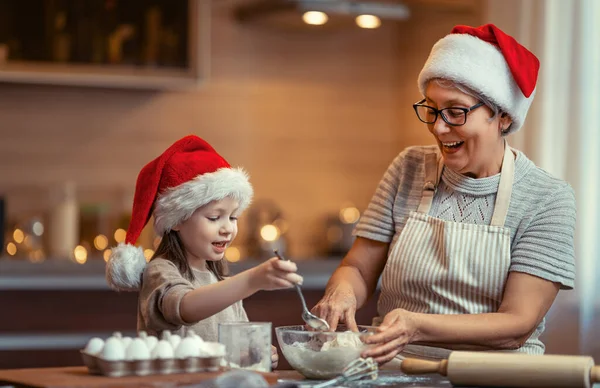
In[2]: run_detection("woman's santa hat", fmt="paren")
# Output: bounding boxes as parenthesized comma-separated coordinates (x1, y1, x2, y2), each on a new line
(418, 24, 540, 133)
(105, 135, 253, 291)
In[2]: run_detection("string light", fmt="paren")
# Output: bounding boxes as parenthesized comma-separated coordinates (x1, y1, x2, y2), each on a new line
(302, 11, 328, 25)
(355, 14, 381, 29)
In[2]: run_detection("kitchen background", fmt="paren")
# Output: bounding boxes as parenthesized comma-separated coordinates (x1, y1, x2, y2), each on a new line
(0, 0, 598, 371)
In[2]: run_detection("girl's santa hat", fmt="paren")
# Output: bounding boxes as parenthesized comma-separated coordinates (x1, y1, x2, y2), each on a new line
(105, 135, 253, 291)
(418, 24, 540, 133)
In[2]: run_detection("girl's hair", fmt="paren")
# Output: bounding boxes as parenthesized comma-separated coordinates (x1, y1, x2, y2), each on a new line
(150, 230, 229, 281)
(430, 78, 511, 135)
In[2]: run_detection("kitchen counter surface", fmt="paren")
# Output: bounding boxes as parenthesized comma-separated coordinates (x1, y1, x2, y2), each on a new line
(0, 366, 453, 388)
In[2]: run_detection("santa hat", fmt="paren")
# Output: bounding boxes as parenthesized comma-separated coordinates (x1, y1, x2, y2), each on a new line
(417, 24, 540, 133)
(105, 135, 253, 291)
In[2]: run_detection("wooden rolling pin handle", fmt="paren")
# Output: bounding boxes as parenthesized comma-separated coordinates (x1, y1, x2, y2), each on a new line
(591, 365, 600, 383)
(401, 358, 448, 376)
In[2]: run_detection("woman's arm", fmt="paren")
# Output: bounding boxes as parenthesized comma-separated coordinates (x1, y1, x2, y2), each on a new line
(312, 237, 389, 330)
(363, 272, 560, 363)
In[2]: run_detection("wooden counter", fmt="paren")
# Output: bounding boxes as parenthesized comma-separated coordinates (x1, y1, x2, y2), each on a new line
(0, 366, 455, 388)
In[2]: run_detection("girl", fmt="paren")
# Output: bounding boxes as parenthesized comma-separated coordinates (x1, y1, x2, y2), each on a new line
(105, 135, 302, 369)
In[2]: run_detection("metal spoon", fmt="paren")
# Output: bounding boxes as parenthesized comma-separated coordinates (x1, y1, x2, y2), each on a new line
(273, 249, 330, 332)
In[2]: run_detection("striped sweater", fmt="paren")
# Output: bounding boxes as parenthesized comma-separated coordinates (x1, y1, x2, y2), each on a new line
(354, 145, 576, 289)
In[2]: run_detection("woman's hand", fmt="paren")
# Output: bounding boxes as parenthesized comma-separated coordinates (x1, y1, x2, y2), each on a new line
(250, 257, 303, 292)
(271, 345, 278, 369)
(361, 308, 419, 364)
(311, 283, 359, 332)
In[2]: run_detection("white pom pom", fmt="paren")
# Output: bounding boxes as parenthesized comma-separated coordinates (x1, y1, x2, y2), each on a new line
(105, 243, 147, 291)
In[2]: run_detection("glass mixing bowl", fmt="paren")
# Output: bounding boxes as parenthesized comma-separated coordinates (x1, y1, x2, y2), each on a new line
(275, 324, 376, 379)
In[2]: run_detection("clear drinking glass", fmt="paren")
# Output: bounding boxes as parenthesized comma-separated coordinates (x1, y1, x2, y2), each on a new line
(218, 322, 272, 372)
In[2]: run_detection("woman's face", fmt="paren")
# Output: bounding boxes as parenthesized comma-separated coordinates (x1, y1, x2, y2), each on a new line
(423, 82, 512, 178)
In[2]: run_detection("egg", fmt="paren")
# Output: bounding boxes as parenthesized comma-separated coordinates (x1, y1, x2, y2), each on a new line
(122, 336, 133, 349)
(83, 337, 104, 356)
(174, 337, 200, 359)
(168, 334, 182, 350)
(151, 339, 175, 360)
(101, 336, 125, 361)
(185, 329, 204, 349)
(198, 341, 226, 357)
(125, 338, 151, 361)
(138, 331, 158, 352)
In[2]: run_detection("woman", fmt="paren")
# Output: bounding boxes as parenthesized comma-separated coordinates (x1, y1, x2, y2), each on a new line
(312, 24, 576, 365)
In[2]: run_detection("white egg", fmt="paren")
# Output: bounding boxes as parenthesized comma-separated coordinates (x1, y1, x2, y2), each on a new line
(151, 340, 174, 360)
(161, 330, 172, 341)
(174, 337, 200, 359)
(145, 335, 158, 352)
(101, 337, 125, 361)
(168, 334, 182, 350)
(198, 341, 225, 357)
(125, 338, 150, 361)
(138, 330, 158, 352)
(122, 336, 133, 349)
(84, 337, 104, 355)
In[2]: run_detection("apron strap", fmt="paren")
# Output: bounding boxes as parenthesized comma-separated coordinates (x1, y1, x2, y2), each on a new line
(416, 142, 515, 227)
(490, 142, 515, 227)
(416, 152, 443, 214)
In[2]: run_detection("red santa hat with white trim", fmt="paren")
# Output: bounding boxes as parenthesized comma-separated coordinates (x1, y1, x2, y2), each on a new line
(417, 24, 540, 133)
(105, 135, 253, 291)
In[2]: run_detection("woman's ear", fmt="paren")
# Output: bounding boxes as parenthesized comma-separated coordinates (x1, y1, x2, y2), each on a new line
(171, 225, 180, 232)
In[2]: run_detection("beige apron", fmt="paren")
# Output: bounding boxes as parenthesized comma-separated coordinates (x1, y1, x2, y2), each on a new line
(374, 143, 544, 362)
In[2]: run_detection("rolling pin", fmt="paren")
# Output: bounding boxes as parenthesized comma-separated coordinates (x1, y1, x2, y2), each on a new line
(400, 351, 600, 388)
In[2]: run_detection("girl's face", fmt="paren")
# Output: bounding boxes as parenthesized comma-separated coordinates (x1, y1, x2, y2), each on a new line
(173, 196, 239, 266)
(423, 82, 512, 178)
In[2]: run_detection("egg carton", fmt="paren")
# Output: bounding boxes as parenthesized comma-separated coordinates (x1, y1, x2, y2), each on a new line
(81, 351, 223, 377)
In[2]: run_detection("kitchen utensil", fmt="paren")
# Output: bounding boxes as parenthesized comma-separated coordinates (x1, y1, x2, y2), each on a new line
(273, 249, 329, 331)
(313, 357, 378, 388)
(275, 324, 375, 379)
(400, 351, 600, 388)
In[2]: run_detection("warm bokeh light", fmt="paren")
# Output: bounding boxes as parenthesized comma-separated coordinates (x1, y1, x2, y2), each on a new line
(13, 229, 24, 244)
(32, 221, 44, 236)
(6, 242, 17, 256)
(114, 228, 127, 243)
(302, 11, 328, 25)
(103, 249, 112, 262)
(94, 234, 109, 250)
(225, 246, 241, 263)
(355, 14, 381, 29)
(260, 224, 280, 242)
(74, 245, 88, 264)
(339, 207, 360, 224)
(144, 249, 154, 261)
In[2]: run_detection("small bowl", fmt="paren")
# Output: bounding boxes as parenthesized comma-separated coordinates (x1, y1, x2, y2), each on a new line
(275, 324, 375, 379)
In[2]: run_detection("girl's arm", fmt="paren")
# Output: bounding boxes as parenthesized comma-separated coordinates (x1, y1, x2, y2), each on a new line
(179, 257, 302, 323)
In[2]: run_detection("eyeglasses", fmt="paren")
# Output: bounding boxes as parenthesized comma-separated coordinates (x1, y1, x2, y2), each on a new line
(413, 99, 485, 126)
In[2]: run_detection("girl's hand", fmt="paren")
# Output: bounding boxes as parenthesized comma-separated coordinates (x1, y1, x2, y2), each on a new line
(250, 257, 303, 291)
(311, 283, 358, 332)
(271, 345, 278, 369)
(361, 308, 419, 364)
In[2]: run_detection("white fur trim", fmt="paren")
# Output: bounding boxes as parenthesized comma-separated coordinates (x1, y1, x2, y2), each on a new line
(417, 34, 535, 133)
(105, 243, 147, 291)
(154, 167, 253, 235)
